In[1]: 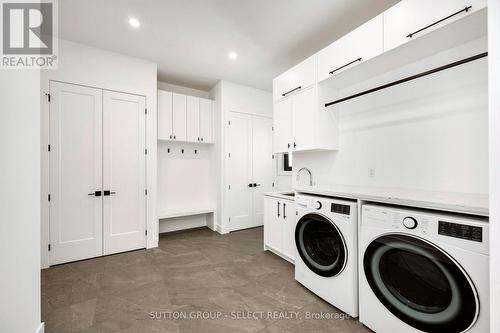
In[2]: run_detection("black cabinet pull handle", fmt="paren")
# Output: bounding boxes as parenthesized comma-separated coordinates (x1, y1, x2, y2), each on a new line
(407, 6, 472, 38)
(282, 86, 301, 97)
(173, 135, 176, 139)
(254, 183, 261, 187)
(248, 183, 254, 188)
(293, 142, 297, 148)
(283, 203, 287, 219)
(287, 143, 290, 149)
(103, 190, 116, 196)
(329, 57, 362, 75)
(201, 137, 204, 142)
(88, 191, 101, 197)
(169, 135, 172, 139)
(277, 202, 280, 217)
(197, 137, 200, 141)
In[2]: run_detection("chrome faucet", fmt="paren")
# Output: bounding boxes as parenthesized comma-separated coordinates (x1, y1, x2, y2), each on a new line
(296, 167, 313, 186)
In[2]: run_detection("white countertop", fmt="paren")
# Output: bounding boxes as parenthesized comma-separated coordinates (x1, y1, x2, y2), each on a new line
(293, 184, 489, 216)
(264, 191, 295, 201)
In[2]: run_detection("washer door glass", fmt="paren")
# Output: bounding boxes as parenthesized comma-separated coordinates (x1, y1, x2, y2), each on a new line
(363, 234, 478, 333)
(295, 213, 346, 277)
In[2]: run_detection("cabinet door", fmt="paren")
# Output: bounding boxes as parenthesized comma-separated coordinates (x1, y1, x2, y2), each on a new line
(186, 96, 200, 142)
(317, 14, 383, 82)
(158, 90, 173, 140)
(273, 97, 293, 153)
(384, 0, 486, 51)
(199, 98, 213, 143)
(264, 197, 282, 252)
(281, 201, 296, 260)
(172, 93, 187, 141)
(274, 55, 316, 101)
(292, 87, 316, 151)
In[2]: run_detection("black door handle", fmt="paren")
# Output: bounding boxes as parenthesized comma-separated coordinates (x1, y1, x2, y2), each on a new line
(103, 190, 116, 196)
(329, 57, 362, 75)
(407, 6, 472, 38)
(88, 191, 101, 196)
(248, 183, 254, 188)
(282, 86, 301, 97)
(277, 202, 280, 217)
(283, 203, 287, 219)
(254, 183, 261, 187)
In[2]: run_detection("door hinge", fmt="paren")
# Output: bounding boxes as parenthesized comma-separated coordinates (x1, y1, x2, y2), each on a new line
(145, 148, 148, 155)
(228, 120, 231, 125)
(228, 153, 231, 158)
(272, 126, 274, 131)
(48, 194, 51, 202)
(145, 108, 147, 115)
(145, 189, 148, 195)
(272, 182, 275, 188)
(229, 217, 231, 222)
(145, 229, 148, 236)
(272, 154, 274, 159)
(48, 244, 51, 251)
(48, 144, 51, 152)
(228, 185, 231, 190)
(46, 93, 51, 102)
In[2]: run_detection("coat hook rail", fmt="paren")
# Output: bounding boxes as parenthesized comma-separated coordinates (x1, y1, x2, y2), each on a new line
(324, 52, 488, 108)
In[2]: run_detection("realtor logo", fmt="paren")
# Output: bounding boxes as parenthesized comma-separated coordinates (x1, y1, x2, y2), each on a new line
(1, 0, 58, 68)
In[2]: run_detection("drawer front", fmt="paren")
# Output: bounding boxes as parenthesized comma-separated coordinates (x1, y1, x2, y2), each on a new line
(318, 14, 383, 82)
(384, 0, 486, 52)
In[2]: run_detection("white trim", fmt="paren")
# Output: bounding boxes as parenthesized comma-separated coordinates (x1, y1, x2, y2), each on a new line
(35, 323, 45, 333)
(158, 208, 215, 219)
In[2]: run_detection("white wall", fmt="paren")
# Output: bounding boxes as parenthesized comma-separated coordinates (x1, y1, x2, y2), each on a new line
(294, 37, 488, 194)
(41, 39, 158, 268)
(489, 0, 500, 331)
(157, 81, 209, 98)
(0, 71, 42, 332)
(210, 80, 273, 233)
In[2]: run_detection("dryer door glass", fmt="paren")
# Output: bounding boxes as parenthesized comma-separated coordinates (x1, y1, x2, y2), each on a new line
(295, 213, 347, 277)
(363, 234, 478, 333)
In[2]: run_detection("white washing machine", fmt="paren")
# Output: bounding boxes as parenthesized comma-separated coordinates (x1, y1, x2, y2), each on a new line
(294, 193, 359, 317)
(359, 204, 489, 333)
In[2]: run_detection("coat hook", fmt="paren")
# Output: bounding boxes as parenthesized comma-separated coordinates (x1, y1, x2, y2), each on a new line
(195, 149, 198, 154)
(167, 148, 170, 153)
(181, 148, 184, 154)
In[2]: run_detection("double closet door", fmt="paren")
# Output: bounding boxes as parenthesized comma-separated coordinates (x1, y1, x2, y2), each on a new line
(49, 81, 146, 265)
(226, 112, 275, 232)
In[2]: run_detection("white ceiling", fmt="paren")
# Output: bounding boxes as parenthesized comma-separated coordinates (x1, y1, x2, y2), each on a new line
(59, 0, 399, 91)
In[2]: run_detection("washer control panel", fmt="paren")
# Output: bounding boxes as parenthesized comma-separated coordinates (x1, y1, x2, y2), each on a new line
(402, 216, 418, 229)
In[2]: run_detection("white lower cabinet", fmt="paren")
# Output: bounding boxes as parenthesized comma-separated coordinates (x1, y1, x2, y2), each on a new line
(264, 195, 295, 262)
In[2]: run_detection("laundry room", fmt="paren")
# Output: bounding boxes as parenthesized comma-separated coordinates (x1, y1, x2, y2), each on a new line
(1, 1, 500, 333)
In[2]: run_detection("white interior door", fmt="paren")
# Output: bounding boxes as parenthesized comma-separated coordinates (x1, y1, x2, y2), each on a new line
(103, 91, 146, 255)
(252, 116, 275, 226)
(49, 81, 103, 265)
(227, 112, 253, 231)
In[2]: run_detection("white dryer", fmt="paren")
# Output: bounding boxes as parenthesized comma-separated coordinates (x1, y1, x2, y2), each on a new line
(359, 204, 489, 333)
(294, 193, 359, 317)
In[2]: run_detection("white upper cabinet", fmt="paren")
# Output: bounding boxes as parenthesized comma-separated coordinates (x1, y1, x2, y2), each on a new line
(384, 0, 486, 51)
(172, 93, 187, 141)
(273, 55, 316, 101)
(273, 97, 293, 153)
(186, 96, 200, 142)
(158, 90, 173, 140)
(318, 14, 383, 82)
(157, 90, 214, 144)
(291, 86, 316, 151)
(199, 98, 213, 143)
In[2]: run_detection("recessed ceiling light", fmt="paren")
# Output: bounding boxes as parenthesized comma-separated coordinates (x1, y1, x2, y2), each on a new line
(228, 51, 238, 61)
(128, 17, 141, 28)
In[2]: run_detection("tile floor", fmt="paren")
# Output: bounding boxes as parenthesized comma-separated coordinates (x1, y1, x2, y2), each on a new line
(42, 227, 371, 333)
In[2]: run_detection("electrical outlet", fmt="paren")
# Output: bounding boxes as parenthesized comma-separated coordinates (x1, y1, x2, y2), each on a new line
(368, 168, 376, 178)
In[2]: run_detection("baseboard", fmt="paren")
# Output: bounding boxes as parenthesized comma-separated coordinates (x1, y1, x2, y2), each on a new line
(35, 323, 44, 333)
(264, 245, 295, 264)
